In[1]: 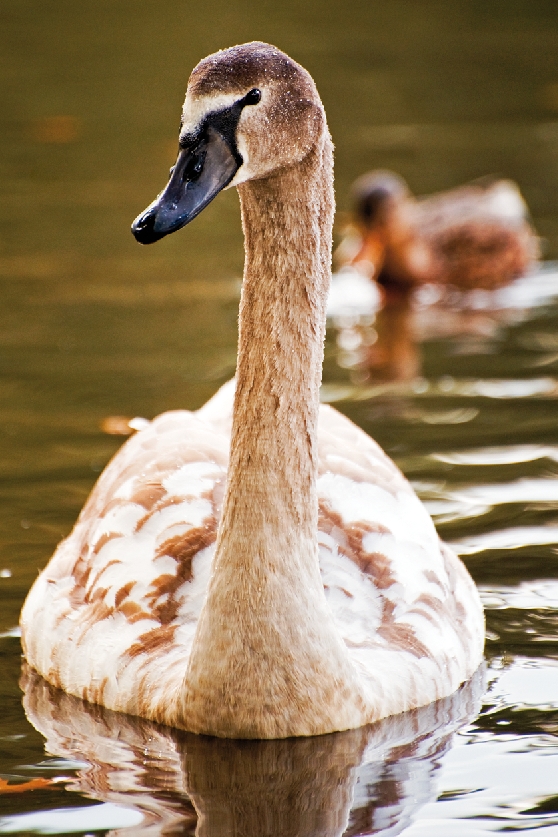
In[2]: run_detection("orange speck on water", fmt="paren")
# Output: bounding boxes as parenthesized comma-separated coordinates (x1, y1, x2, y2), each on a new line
(31, 115, 81, 143)
(0, 777, 62, 794)
(101, 416, 136, 436)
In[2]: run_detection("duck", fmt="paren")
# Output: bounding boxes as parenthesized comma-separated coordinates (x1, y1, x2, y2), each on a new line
(20, 42, 484, 740)
(336, 170, 538, 296)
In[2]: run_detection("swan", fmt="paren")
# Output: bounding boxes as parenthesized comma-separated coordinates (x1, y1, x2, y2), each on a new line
(336, 169, 538, 296)
(20, 42, 484, 739)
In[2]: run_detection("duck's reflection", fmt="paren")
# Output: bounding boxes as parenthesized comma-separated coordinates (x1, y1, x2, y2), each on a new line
(328, 266, 554, 385)
(363, 289, 420, 383)
(21, 665, 483, 837)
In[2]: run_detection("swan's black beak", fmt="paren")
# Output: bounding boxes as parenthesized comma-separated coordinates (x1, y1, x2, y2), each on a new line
(131, 126, 241, 245)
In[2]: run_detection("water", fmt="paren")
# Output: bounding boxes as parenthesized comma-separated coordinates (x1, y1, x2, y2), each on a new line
(1, 0, 558, 833)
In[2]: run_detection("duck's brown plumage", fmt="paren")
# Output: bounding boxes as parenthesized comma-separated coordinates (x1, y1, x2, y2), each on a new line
(341, 170, 538, 293)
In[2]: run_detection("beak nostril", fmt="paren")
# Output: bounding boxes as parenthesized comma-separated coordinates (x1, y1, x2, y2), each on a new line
(181, 144, 207, 184)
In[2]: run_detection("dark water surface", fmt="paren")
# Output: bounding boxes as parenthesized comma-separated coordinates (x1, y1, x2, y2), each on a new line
(2, 1, 558, 834)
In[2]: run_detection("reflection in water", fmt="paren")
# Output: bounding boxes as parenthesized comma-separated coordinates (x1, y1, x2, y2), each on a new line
(356, 291, 419, 383)
(327, 265, 558, 386)
(20, 665, 483, 836)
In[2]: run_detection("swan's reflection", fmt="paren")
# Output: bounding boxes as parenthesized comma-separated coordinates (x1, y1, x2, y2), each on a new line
(21, 664, 483, 837)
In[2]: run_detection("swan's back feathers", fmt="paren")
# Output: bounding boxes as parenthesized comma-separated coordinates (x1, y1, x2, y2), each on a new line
(21, 410, 227, 723)
(316, 404, 483, 714)
(21, 383, 482, 726)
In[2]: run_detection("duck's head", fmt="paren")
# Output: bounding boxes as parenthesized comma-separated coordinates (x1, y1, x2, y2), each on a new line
(351, 171, 409, 228)
(347, 170, 411, 275)
(132, 42, 324, 244)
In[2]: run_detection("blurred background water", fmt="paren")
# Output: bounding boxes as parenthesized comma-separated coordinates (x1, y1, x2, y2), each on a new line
(2, 1, 558, 834)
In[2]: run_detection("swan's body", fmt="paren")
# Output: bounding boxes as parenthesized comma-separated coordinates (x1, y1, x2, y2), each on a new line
(338, 170, 538, 294)
(21, 43, 484, 739)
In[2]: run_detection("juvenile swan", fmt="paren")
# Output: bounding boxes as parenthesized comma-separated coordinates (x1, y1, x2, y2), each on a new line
(21, 43, 484, 739)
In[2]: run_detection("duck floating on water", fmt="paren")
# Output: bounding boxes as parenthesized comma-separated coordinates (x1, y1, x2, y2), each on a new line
(20, 43, 484, 739)
(337, 170, 538, 296)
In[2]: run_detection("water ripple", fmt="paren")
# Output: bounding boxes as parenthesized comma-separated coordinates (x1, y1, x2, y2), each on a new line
(320, 377, 558, 404)
(435, 445, 558, 466)
(426, 478, 558, 516)
(451, 527, 558, 555)
(480, 580, 558, 610)
(0, 803, 143, 835)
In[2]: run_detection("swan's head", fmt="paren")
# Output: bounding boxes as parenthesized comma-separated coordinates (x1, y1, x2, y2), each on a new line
(132, 42, 324, 244)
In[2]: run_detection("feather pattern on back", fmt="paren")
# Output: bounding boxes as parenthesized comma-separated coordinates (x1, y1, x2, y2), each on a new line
(22, 382, 483, 725)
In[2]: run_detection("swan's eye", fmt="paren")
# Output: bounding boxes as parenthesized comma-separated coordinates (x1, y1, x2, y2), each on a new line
(244, 88, 261, 106)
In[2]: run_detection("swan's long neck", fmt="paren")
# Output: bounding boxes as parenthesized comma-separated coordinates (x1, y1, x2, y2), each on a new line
(182, 131, 369, 738)
(227, 140, 333, 556)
